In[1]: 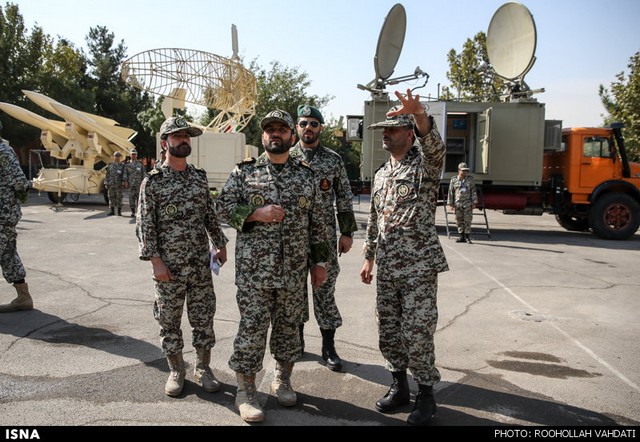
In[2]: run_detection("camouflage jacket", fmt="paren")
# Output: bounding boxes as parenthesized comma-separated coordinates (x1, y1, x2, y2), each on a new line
(363, 126, 449, 279)
(136, 164, 228, 268)
(447, 175, 477, 208)
(124, 160, 146, 188)
(0, 140, 29, 225)
(104, 161, 126, 187)
(215, 153, 331, 290)
(290, 142, 358, 240)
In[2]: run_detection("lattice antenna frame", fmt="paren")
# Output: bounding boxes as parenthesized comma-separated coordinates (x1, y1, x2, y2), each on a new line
(121, 47, 257, 133)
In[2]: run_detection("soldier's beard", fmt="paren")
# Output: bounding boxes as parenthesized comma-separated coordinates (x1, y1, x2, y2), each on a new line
(168, 142, 191, 158)
(264, 139, 292, 154)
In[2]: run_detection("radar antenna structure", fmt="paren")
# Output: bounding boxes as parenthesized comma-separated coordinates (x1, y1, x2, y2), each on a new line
(486, 2, 544, 102)
(121, 26, 256, 133)
(357, 3, 429, 97)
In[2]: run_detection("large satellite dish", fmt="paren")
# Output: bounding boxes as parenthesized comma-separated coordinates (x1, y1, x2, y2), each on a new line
(374, 3, 406, 81)
(121, 34, 256, 133)
(486, 2, 537, 81)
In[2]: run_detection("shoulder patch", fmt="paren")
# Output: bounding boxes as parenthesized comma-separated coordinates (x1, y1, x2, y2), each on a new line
(148, 168, 163, 179)
(238, 157, 256, 166)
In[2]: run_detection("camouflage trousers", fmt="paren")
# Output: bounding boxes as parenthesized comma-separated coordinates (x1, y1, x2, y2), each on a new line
(301, 247, 342, 329)
(454, 204, 474, 234)
(153, 263, 216, 356)
(128, 184, 141, 213)
(376, 271, 441, 386)
(228, 285, 303, 374)
(107, 186, 124, 210)
(0, 223, 26, 284)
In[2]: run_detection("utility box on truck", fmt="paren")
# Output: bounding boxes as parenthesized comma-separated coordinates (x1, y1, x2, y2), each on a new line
(158, 131, 258, 190)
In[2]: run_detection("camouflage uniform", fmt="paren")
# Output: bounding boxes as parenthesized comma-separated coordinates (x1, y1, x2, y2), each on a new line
(0, 140, 29, 284)
(290, 143, 357, 329)
(105, 160, 126, 211)
(363, 124, 449, 386)
(136, 163, 228, 355)
(216, 154, 331, 374)
(447, 174, 477, 235)
(124, 159, 146, 214)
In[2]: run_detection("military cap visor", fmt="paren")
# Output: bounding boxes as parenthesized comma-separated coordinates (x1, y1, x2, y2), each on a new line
(260, 110, 295, 130)
(368, 107, 415, 130)
(160, 117, 203, 137)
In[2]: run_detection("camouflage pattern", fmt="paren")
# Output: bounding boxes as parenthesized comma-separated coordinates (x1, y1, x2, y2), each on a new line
(0, 140, 29, 284)
(290, 142, 358, 329)
(215, 153, 331, 373)
(136, 163, 228, 355)
(447, 174, 477, 234)
(124, 159, 146, 212)
(105, 161, 126, 210)
(363, 124, 448, 386)
(376, 273, 441, 385)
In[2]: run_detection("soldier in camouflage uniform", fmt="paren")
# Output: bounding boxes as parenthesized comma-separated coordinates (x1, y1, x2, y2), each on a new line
(104, 151, 126, 216)
(0, 123, 34, 313)
(124, 149, 146, 218)
(216, 109, 331, 423)
(447, 162, 477, 243)
(290, 104, 358, 372)
(360, 90, 449, 426)
(136, 116, 229, 398)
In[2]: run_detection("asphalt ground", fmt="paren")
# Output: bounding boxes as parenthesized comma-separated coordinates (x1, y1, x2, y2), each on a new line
(0, 191, 639, 437)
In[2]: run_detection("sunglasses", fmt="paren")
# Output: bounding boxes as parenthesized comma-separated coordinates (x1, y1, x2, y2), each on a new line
(298, 120, 320, 128)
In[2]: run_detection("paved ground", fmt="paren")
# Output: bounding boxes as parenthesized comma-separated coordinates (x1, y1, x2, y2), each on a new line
(0, 191, 639, 431)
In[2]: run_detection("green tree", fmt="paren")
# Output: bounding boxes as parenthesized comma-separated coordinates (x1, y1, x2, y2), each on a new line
(244, 59, 332, 149)
(443, 32, 504, 102)
(85, 26, 155, 158)
(599, 51, 640, 162)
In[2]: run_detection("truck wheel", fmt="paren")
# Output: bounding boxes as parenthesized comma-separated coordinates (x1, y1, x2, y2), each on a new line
(555, 214, 590, 232)
(47, 192, 67, 203)
(588, 193, 640, 240)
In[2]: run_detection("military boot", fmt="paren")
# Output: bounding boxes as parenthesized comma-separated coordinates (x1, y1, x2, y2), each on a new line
(130, 209, 136, 218)
(466, 233, 473, 244)
(375, 370, 410, 413)
(0, 283, 33, 313)
(165, 353, 186, 397)
(235, 372, 264, 423)
(320, 328, 342, 372)
(407, 384, 437, 426)
(108, 208, 115, 216)
(271, 361, 297, 407)
(117, 208, 123, 216)
(194, 348, 221, 393)
(456, 234, 466, 243)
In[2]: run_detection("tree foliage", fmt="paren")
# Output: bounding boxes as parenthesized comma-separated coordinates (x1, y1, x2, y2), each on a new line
(443, 32, 504, 102)
(599, 51, 640, 162)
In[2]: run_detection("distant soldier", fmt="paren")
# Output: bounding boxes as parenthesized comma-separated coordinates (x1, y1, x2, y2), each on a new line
(0, 122, 34, 313)
(104, 151, 126, 216)
(124, 149, 146, 217)
(216, 109, 331, 423)
(290, 104, 358, 371)
(447, 162, 477, 243)
(154, 149, 167, 170)
(136, 116, 228, 398)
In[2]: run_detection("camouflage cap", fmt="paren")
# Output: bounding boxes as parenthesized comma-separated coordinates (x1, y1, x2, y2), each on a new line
(130, 149, 138, 155)
(160, 116, 203, 138)
(367, 106, 415, 130)
(260, 109, 295, 130)
(297, 104, 324, 124)
(458, 162, 470, 171)
(114, 151, 123, 157)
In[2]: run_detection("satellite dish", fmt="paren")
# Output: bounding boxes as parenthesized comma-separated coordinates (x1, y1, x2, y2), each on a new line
(374, 3, 406, 81)
(486, 2, 537, 81)
(121, 40, 256, 133)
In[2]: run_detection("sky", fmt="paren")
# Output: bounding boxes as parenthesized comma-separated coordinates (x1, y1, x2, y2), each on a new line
(11, 0, 640, 128)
